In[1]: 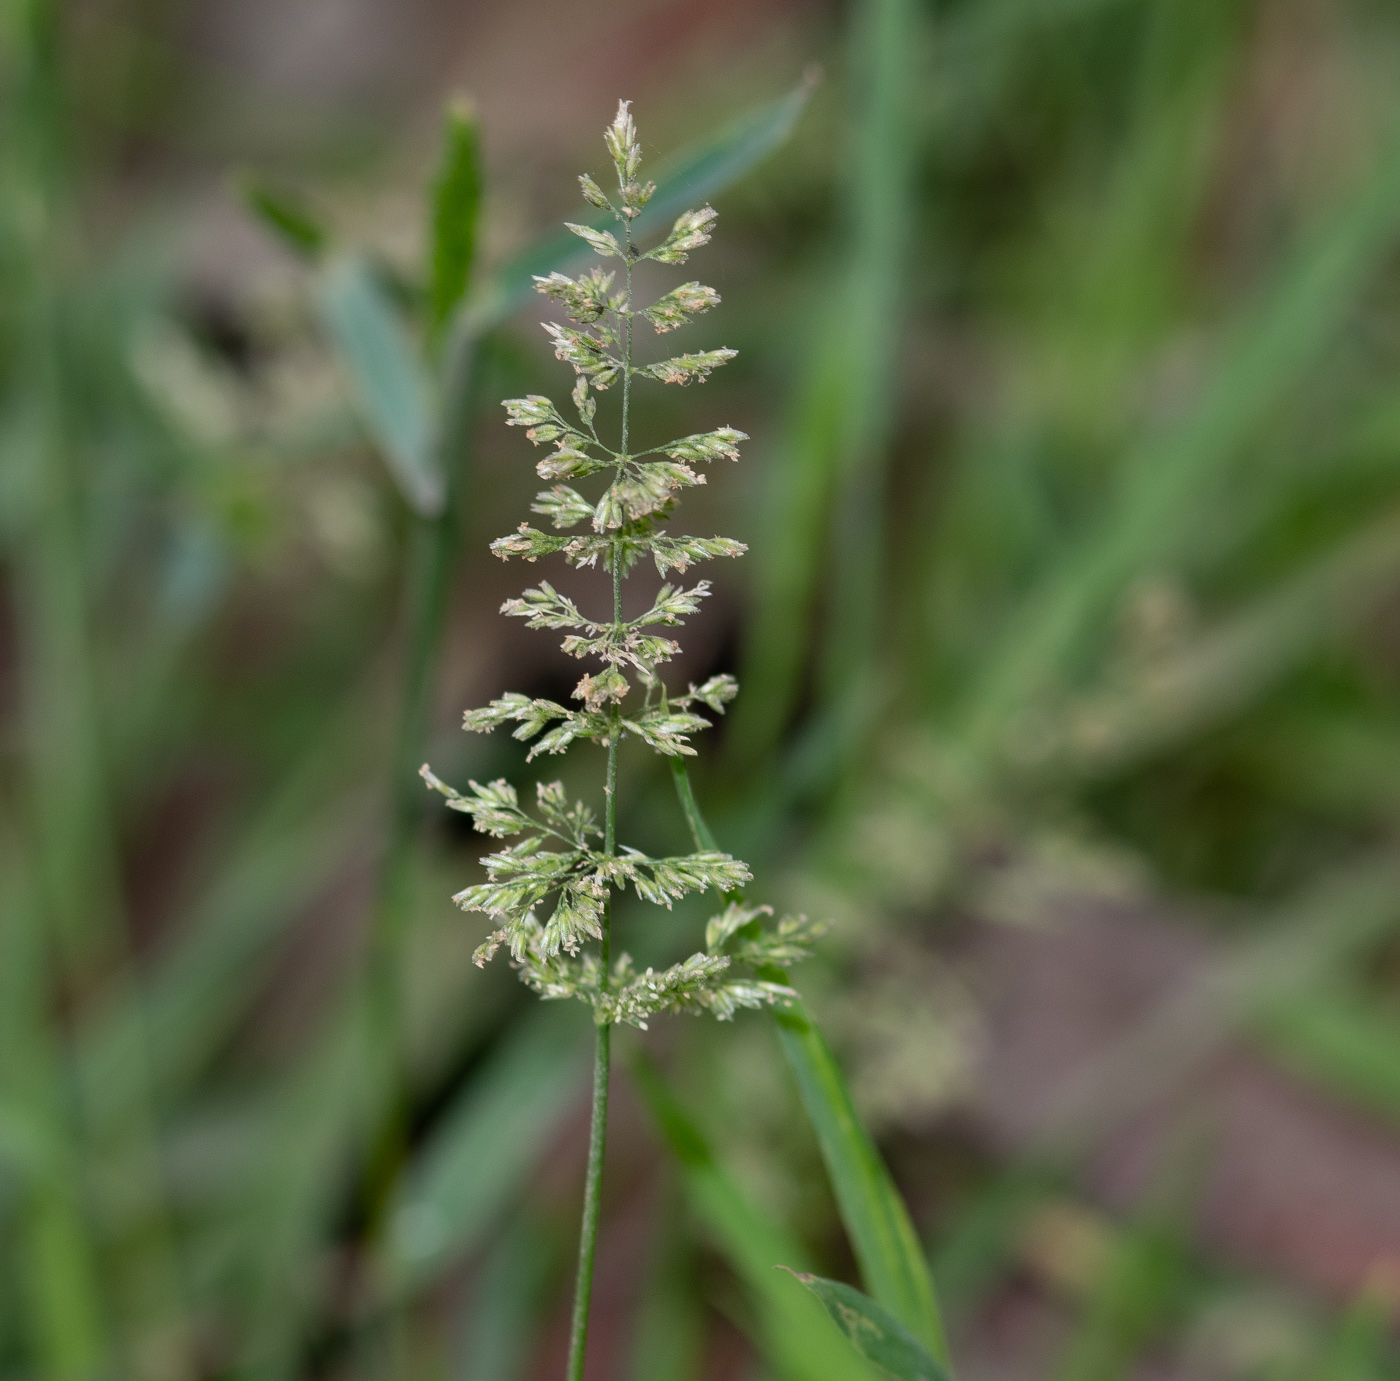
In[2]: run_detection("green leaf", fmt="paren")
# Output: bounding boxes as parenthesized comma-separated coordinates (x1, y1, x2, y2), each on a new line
(316, 255, 442, 516)
(668, 758, 948, 1362)
(238, 173, 327, 259)
(779, 1272, 951, 1381)
(773, 998, 950, 1363)
(631, 1054, 879, 1381)
(428, 98, 483, 337)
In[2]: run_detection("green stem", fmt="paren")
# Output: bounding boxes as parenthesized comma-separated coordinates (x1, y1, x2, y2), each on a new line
(620, 250, 633, 460)
(567, 708, 617, 1377)
(669, 757, 718, 853)
(360, 525, 446, 1225)
(362, 343, 473, 1233)
(565, 1019, 611, 1381)
(565, 205, 634, 1381)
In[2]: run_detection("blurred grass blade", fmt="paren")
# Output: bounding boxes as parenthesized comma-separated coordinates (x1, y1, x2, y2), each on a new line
(778, 1271, 949, 1381)
(735, 0, 917, 778)
(76, 683, 382, 1120)
(458, 75, 816, 336)
(456, 1218, 551, 1381)
(1256, 984, 1400, 1129)
(235, 999, 379, 1379)
(773, 999, 948, 1362)
(24, 1176, 106, 1381)
(388, 1004, 586, 1291)
(670, 759, 946, 1359)
(631, 1052, 879, 1381)
(963, 118, 1400, 753)
(238, 175, 327, 260)
(1052, 1198, 1191, 1381)
(316, 255, 443, 516)
(1059, 504, 1400, 777)
(359, 218, 482, 1225)
(0, 852, 106, 1381)
(929, 1166, 1062, 1317)
(1316, 1277, 1398, 1381)
(1028, 855, 1400, 1160)
(428, 99, 482, 340)
(628, 1197, 704, 1381)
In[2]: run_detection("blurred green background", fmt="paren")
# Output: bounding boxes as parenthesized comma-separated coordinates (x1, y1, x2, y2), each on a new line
(10, 0, 1400, 1377)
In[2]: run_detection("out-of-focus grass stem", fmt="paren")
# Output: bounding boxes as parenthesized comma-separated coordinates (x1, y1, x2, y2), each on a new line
(6, 5, 188, 1375)
(360, 107, 484, 1236)
(360, 491, 465, 1225)
(729, 0, 915, 790)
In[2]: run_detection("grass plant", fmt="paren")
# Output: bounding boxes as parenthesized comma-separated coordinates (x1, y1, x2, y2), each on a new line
(422, 102, 834, 1378)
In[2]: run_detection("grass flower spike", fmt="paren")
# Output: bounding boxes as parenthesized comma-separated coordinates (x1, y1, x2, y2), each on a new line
(422, 100, 820, 1381)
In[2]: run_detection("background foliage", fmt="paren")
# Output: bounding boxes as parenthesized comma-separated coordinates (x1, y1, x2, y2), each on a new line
(7, 0, 1400, 1378)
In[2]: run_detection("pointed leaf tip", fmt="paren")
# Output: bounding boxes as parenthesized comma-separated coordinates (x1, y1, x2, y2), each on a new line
(776, 1270, 952, 1381)
(429, 96, 483, 335)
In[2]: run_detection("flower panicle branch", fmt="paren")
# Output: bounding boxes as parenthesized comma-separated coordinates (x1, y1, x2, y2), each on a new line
(425, 101, 819, 1028)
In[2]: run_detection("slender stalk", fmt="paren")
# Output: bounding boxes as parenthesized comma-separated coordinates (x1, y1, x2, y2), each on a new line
(566, 1019, 610, 1381)
(565, 208, 634, 1381)
(669, 757, 719, 853)
(360, 290, 483, 1246)
(361, 496, 460, 1231)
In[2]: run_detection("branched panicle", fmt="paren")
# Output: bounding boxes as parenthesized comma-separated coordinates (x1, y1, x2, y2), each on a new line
(425, 102, 820, 1028)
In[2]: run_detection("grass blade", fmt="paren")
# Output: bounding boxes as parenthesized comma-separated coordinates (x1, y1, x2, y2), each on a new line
(316, 255, 442, 516)
(628, 1197, 704, 1381)
(455, 1218, 552, 1381)
(76, 682, 382, 1121)
(778, 1271, 949, 1381)
(0, 856, 105, 1381)
(1256, 984, 1400, 1129)
(631, 1052, 879, 1381)
(238, 175, 327, 260)
(734, 0, 917, 778)
(359, 333, 480, 1226)
(428, 99, 483, 340)
(929, 1166, 1061, 1318)
(233, 999, 379, 1380)
(962, 119, 1400, 754)
(670, 759, 947, 1360)
(1057, 503, 1400, 778)
(772, 1000, 948, 1363)
(388, 1004, 587, 1291)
